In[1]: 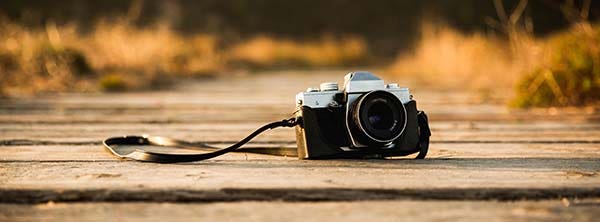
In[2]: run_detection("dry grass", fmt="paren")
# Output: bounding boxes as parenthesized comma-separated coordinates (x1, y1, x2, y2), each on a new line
(0, 19, 367, 96)
(0, 21, 87, 95)
(227, 35, 367, 68)
(80, 20, 223, 91)
(512, 23, 600, 107)
(0, 19, 223, 95)
(387, 23, 538, 93)
(83, 20, 222, 77)
(4, 15, 595, 107)
(388, 22, 600, 107)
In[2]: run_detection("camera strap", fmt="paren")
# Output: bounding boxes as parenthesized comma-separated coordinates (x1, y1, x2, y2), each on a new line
(103, 111, 430, 163)
(103, 117, 301, 163)
(415, 111, 430, 159)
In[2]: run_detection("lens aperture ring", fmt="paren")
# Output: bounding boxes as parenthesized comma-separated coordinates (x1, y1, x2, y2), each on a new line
(349, 90, 407, 145)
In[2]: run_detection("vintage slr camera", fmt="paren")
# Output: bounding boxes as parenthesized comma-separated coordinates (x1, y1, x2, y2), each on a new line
(294, 71, 430, 159)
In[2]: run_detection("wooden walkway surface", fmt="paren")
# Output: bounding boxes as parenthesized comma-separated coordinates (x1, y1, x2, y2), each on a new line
(1, 70, 599, 221)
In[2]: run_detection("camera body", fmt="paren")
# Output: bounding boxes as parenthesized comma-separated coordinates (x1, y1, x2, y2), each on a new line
(294, 71, 429, 159)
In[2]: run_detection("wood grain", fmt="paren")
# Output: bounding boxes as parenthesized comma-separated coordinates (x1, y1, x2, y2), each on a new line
(2, 199, 599, 222)
(1, 69, 599, 221)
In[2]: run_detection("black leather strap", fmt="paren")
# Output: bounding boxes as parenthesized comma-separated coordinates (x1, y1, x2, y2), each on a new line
(415, 111, 431, 159)
(103, 117, 300, 163)
(103, 113, 430, 163)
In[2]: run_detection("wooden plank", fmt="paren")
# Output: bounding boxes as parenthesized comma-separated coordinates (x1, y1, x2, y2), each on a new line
(1, 200, 600, 222)
(2, 121, 600, 143)
(2, 129, 599, 143)
(4, 121, 600, 131)
(1, 69, 599, 207)
(2, 107, 598, 123)
(0, 70, 501, 107)
(0, 126, 296, 143)
(0, 199, 598, 222)
(3, 187, 600, 203)
(2, 143, 600, 161)
(1, 156, 598, 200)
(1, 70, 597, 123)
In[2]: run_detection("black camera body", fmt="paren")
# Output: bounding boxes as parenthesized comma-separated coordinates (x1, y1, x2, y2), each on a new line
(294, 71, 430, 159)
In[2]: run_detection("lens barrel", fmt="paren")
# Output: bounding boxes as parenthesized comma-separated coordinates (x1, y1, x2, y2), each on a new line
(349, 90, 406, 145)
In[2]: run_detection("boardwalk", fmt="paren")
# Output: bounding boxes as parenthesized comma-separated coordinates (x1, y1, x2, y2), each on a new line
(1, 70, 599, 221)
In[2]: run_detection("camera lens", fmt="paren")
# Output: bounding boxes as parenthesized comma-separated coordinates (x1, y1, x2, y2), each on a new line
(367, 102, 394, 130)
(350, 90, 406, 144)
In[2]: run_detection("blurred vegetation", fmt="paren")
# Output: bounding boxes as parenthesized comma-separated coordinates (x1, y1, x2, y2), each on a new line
(387, 23, 519, 92)
(1, 0, 600, 108)
(227, 36, 367, 69)
(99, 73, 128, 92)
(0, 18, 367, 95)
(388, 0, 600, 107)
(512, 23, 600, 107)
(1, 0, 597, 57)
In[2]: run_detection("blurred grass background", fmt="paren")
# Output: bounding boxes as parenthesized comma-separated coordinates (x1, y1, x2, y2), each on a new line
(0, 0, 599, 107)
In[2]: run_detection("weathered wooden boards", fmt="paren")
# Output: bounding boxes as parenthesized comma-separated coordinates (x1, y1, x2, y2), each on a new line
(1, 70, 599, 220)
(2, 199, 600, 222)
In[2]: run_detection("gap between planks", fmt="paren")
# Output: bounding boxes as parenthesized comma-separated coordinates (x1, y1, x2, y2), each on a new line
(1, 187, 600, 204)
(2, 139, 600, 146)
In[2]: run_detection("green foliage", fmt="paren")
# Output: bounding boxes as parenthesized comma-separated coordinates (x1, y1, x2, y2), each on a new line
(512, 25, 600, 107)
(99, 74, 128, 92)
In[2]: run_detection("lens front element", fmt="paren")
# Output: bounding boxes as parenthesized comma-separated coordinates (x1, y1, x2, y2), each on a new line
(350, 90, 407, 144)
(367, 101, 395, 130)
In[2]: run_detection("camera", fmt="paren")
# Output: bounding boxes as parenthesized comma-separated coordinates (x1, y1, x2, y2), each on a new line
(294, 71, 430, 159)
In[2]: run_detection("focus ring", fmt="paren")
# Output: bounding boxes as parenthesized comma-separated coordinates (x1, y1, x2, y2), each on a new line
(349, 90, 407, 145)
